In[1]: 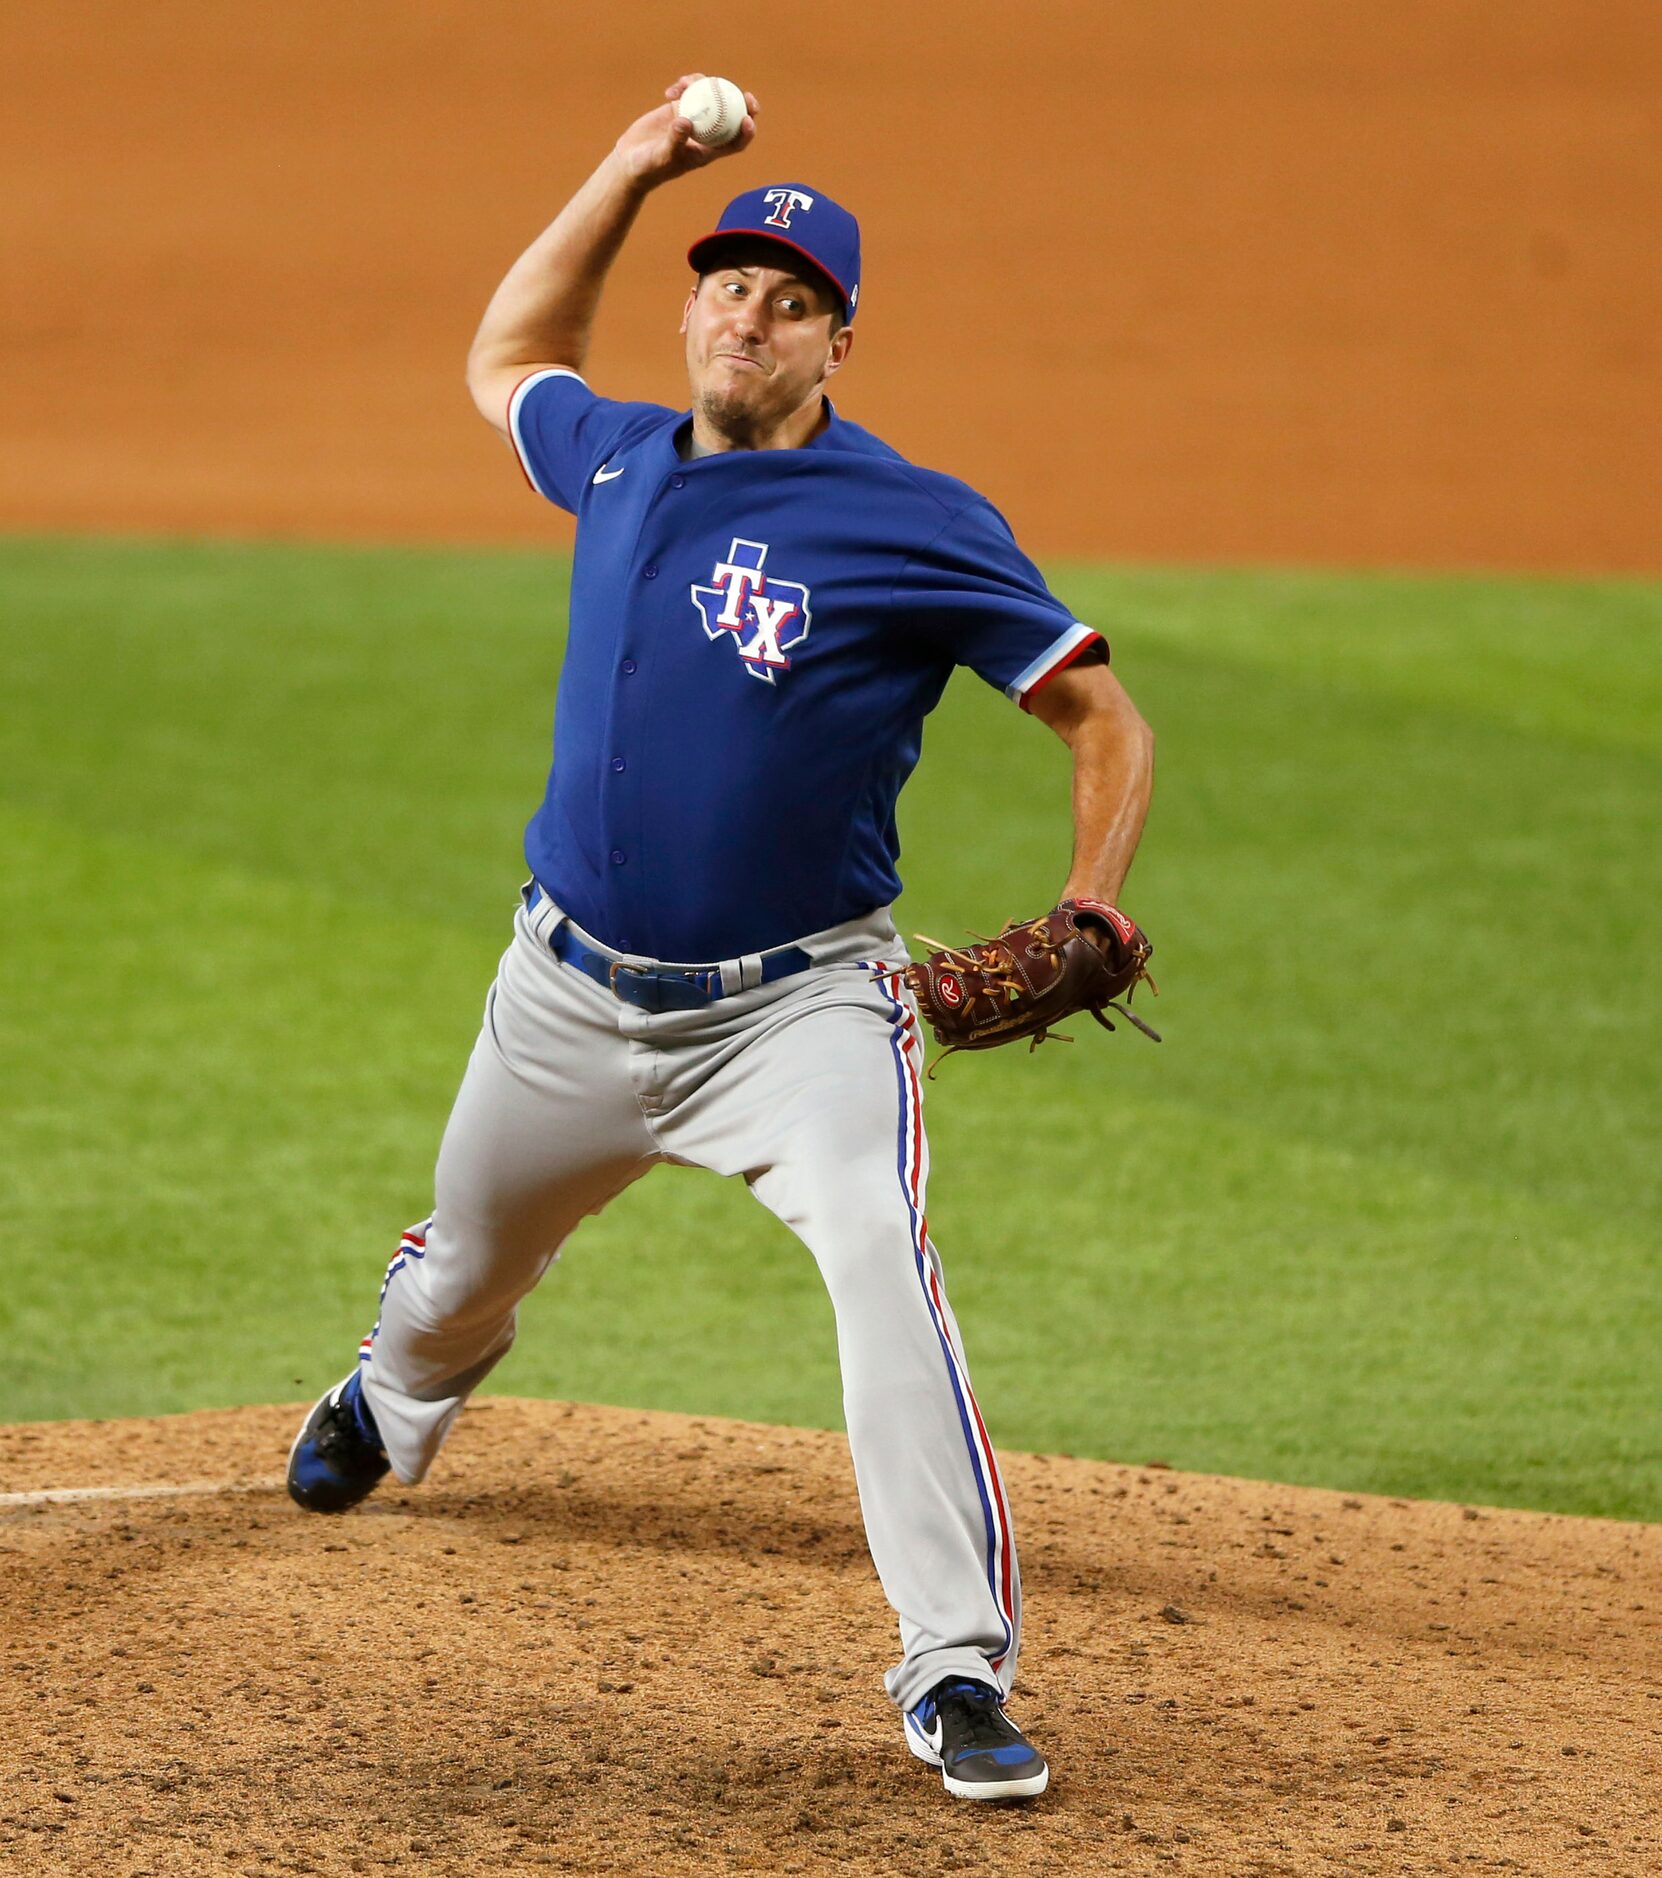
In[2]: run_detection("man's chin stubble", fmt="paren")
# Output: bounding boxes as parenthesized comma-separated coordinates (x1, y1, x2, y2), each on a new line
(696, 386, 769, 446)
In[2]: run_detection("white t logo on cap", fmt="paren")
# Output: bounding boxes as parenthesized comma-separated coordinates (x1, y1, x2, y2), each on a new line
(763, 188, 814, 229)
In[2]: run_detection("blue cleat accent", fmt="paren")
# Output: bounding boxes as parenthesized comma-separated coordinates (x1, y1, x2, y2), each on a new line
(904, 1677, 1049, 1800)
(287, 1370, 390, 1514)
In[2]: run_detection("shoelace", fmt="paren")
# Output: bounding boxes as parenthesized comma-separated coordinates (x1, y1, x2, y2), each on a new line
(931, 1682, 1024, 1751)
(315, 1390, 382, 1464)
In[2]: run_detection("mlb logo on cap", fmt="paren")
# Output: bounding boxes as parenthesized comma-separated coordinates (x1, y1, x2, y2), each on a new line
(688, 183, 862, 323)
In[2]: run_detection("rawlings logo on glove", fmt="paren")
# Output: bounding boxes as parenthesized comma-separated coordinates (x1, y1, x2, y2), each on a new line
(882, 900, 1159, 1075)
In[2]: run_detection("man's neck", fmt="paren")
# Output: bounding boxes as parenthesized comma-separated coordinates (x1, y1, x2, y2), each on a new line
(685, 395, 829, 457)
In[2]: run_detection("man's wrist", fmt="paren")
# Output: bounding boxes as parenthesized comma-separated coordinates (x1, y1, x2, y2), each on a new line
(603, 139, 682, 204)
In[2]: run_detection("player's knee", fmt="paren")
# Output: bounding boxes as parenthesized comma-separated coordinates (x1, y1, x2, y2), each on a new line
(402, 1253, 535, 1333)
(812, 1210, 921, 1303)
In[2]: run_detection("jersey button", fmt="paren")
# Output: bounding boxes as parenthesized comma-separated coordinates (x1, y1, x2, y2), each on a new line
(670, 475, 686, 490)
(609, 849, 626, 866)
(620, 658, 637, 675)
(611, 756, 626, 772)
(642, 564, 659, 580)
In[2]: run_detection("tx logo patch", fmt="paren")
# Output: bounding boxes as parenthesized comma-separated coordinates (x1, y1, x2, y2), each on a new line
(690, 537, 812, 684)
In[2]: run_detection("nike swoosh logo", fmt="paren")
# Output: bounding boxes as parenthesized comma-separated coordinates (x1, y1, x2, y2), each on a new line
(593, 464, 626, 484)
(909, 1714, 944, 1753)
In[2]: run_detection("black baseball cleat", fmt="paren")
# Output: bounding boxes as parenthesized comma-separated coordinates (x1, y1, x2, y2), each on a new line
(287, 1369, 390, 1513)
(904, 1676, 1050, 1800)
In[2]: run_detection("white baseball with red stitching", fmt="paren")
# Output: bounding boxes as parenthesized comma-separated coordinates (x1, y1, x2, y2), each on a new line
(677, 76, 746, 147)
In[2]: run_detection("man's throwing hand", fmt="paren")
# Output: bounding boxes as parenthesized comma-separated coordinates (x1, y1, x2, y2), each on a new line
(614, 75, 759, 187)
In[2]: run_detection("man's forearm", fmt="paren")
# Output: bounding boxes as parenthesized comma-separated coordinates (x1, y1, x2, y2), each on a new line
(467, 153, 648, 384)
(1027, 660, 1155, 906)
(1060, 707, 1155, 905)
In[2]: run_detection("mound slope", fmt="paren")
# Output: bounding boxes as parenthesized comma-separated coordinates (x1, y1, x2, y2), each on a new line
(2, 1399, 1657, 1875)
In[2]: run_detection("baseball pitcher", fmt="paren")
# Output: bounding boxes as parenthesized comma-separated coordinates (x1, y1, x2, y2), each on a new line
(288, 77, 1156, 1802)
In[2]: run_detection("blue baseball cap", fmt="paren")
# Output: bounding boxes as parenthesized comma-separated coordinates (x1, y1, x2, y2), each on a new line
(687, 183, 861, 323)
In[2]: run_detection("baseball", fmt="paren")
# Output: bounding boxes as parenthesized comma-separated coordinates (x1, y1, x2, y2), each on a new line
(676, 75, 747, 147)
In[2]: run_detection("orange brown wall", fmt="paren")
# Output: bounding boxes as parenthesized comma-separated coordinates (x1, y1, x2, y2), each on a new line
(3, 1, 1657, 572)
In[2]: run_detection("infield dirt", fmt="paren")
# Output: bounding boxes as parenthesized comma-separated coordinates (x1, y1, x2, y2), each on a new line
(3, 1400, 1657, 1876)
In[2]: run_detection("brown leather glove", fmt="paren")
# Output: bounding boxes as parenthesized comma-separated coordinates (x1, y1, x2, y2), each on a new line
(887, 898, 1159, 1072)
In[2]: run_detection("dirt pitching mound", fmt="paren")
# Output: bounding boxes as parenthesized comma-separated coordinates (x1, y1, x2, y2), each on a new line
(2, 1400, 1657, 1876)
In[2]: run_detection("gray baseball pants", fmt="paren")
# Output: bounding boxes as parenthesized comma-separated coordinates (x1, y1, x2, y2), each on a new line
(357, 887, 1022, 1711)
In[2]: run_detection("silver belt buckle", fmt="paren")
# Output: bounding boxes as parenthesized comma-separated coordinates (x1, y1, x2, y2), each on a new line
(607, 959, 647, 993)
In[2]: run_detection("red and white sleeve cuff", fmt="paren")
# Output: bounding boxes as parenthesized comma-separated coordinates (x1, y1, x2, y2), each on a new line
(1008, 623, 1106, 708)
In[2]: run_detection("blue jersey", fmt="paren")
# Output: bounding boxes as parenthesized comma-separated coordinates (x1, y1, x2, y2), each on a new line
(508, 368, 1104, 962)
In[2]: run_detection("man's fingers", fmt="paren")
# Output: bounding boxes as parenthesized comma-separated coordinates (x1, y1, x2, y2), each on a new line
(693, 116, 755, 164)
(642, 78, 757, 170)
(668, 118, 721, 168)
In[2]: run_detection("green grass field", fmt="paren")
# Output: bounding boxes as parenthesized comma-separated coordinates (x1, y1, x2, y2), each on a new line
(3, 536, 1658, 1519)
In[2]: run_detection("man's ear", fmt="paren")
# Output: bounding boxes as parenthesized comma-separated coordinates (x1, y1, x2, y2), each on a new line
(679, 286, 698, 336)
(824, 325, 855, 380)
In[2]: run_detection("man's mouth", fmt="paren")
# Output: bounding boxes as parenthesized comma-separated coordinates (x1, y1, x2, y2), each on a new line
(716, 353, 766, 371)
